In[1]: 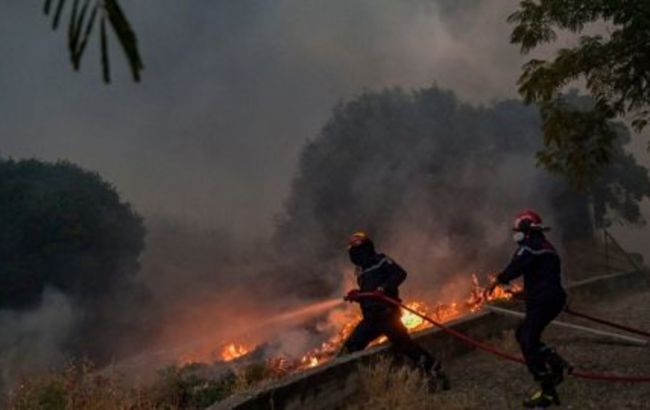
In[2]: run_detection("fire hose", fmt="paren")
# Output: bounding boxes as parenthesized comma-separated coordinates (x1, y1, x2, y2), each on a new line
(504, 290, 650, 339)
(347, 291, 650, 383)
(563, 306, 650, 339)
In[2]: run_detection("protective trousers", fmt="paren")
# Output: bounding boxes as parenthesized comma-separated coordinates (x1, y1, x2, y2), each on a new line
(342, 309, 439, 372)
(516, 294, 566, 384)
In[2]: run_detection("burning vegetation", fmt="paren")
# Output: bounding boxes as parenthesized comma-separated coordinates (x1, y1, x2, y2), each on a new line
(180, 275, 520, 376)
(221, 343, 251, 362)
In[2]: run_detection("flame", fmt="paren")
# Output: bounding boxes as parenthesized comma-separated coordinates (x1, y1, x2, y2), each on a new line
(290, 274, 521, 370)
(401, 302, 427, 329)
(299, 356, 319, 368)
(221, 343, 250, 362)
(178, 274, 521, 372)
(465, 273, 522, 312)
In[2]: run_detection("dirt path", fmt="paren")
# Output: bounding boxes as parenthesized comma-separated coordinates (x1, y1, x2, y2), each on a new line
(431, 290, 650, 409)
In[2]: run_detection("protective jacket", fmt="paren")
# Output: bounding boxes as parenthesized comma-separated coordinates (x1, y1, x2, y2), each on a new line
(497, 234, 566, 303)
(355, 253, 406, 316)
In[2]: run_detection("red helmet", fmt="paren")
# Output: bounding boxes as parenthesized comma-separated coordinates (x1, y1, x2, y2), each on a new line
(348, 231, 371, 249)
(513, 210, 547, 232)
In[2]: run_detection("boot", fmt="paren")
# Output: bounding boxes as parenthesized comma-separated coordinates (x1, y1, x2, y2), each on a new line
(545, 348, 572, 385)
(523, 387, 560, 408)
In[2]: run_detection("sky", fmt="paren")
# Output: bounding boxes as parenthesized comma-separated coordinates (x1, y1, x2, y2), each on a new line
(0, 0, 648, 250)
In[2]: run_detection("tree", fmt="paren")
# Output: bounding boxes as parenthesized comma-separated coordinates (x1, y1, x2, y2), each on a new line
(0, 158, 147, 359)
(42, 0, 143, 83)
(274, 86, 650, 289)
(509, 0, 650, 187)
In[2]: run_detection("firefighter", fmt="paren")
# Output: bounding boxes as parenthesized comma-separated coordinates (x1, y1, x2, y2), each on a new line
(487, 210, 571, 408)
(341, 231, 450, 391)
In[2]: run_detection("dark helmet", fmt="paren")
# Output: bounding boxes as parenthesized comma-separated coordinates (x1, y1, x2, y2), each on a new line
(513, 209, 549, 232)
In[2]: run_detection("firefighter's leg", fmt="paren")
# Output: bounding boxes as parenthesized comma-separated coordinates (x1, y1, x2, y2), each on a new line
(539, 298, 571, 385)
(541, 346, 572, 385)
(339, 318, 382, 356)
(516, 305, 551, 379)
(382, 313, 450, 390)
(519, 300, 566, 407)
(518, 313, 560, 407)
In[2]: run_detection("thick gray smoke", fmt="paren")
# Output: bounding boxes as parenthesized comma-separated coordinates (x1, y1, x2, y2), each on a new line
(135, 88, 649, 374)
(274, 89, 558, 298)
(274, 88, 648, 301)
(0, 0, 526, 238)
(0, 289, 76, 391)
(0, 0, 648, 388)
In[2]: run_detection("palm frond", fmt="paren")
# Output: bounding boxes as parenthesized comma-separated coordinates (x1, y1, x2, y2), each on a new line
(43, 0, 143, 83)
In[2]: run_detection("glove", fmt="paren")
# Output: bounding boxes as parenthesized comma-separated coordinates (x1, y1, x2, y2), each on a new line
(344, 289, 361, 302)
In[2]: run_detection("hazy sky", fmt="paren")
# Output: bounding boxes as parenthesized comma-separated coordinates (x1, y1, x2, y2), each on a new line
(0, 1, 525, 235)
(1, 0, 647, 248)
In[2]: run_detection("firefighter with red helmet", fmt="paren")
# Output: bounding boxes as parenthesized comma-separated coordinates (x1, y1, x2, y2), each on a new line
(341, 231, 450, 391)
(488, 210, 571, 408)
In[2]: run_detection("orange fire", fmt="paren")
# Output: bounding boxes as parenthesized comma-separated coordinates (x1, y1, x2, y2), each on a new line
(198, 274, 520, 371)
(299, 355, 320, 368)
(221, 343, 251, 362)
(180, 342, 252, 365)
(400, 302, 427, 329)
(290, 274, 520, 370)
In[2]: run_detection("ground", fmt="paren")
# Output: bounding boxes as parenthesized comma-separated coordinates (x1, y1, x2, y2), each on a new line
(346, 289, 650, 410)
(6, 287, 648, 409)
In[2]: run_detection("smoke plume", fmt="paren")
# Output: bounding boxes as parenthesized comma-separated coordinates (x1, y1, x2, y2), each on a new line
(0, 0, 648, 389)
(0, 289, 76, 391)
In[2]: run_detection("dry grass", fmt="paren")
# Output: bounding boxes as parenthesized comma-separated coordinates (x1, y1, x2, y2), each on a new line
(345, 357, 484, 410)
(345, 357, 431, 410)
(2, 359, 289, 410)
(5, 360, 156, 410)
(228, 362, 284, 397)
(3, 361, 257, 410)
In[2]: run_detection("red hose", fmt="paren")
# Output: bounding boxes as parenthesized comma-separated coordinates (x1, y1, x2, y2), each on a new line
(506, 290, 650, 339)
(564, 307, 650, 339)
(509, 292, 650, 338)
(351, 292, 650, 383)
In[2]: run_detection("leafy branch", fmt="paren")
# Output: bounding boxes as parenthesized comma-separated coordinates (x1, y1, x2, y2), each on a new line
(509, 0, 650, 188)
(43, 0, 143, 83)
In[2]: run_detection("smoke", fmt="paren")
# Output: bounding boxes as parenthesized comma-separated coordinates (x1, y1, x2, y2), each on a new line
(0, 0, 648, 389)
(134, 87, 605, 371)
(0, 0, 527, 238)
(0, 289, 76, 391)
(389, 158, 556, 301)
(271, 89, 559, 302)
(273, 87, 650, 309)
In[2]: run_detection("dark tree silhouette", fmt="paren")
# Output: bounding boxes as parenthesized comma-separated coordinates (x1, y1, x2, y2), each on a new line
(275, 86, 650, 288)
(0, 158, 147, 360)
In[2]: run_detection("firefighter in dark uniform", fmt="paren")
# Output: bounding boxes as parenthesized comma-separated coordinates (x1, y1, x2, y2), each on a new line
(341, 231, 450, 391)
(487, 210, 571, 408)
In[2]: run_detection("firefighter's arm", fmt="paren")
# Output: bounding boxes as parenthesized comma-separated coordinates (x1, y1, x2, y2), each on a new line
(496, 247, 535, 284)
(344, 289, 361, 302)
(378, 260, 407, 291)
